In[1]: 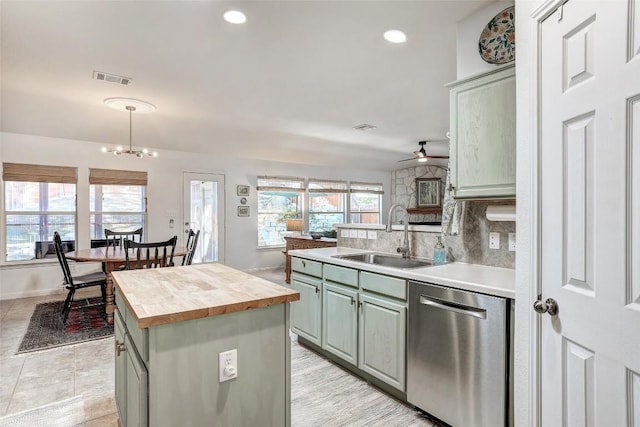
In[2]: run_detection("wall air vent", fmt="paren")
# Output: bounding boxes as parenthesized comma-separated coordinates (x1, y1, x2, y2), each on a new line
(93, 70, 132, 86)
(353, 123, 377, 131)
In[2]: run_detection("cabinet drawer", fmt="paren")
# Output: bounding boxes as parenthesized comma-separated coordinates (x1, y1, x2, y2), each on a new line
(360, 271, 406, 300)
(324, 264, 358, 288)
(291, 257, 322, 278)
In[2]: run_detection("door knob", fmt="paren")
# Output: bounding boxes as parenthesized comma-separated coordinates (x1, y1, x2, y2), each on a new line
(533, 297, 558, 316)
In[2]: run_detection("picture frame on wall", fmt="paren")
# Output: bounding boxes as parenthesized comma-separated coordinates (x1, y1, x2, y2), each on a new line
(237, 206, 250, 217)
(237, 185, 250, 196)
(416, 178, 442, 208)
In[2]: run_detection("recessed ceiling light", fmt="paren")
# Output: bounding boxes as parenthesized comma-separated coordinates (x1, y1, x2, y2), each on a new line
(384, 30, 407, 43)
(104, 97, 156, 113)
(224, 10, 247, 24)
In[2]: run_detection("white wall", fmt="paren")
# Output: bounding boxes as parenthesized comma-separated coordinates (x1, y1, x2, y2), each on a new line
(456, 0, 515, 79)
(0, 132, 390, 299)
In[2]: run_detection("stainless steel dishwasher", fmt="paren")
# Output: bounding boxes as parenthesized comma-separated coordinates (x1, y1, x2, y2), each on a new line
(407, 281, 513, 427)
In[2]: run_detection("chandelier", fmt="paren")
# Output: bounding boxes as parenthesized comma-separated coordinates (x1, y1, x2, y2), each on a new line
(101, 98, 158, 158)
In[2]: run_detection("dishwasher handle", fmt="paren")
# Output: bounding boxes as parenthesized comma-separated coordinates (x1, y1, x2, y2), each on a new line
(419, 295, 487, 319)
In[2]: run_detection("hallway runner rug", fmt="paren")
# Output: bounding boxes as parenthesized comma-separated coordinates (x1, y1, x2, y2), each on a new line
(17, 297, 113, 354)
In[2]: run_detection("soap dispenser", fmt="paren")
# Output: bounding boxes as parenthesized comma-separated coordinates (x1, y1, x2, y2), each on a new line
(433, 235, 446, 265)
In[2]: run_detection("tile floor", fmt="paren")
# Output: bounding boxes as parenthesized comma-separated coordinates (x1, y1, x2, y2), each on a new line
(0, 268, 431, 426)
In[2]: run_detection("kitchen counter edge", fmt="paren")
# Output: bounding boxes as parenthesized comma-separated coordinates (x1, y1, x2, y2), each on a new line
(288, 247, 515, 299)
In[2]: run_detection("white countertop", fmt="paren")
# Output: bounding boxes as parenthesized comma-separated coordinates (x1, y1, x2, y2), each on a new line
(288, 247, 515, 299)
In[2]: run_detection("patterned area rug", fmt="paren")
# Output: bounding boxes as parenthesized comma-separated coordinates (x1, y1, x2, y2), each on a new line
(17, 297, 113, 354)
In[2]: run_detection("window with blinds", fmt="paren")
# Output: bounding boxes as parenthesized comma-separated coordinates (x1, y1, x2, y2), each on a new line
(308, 179, 348, 232)
(257, 176, 305, 247)
(89, 168, 147, 240)
(3, 162, 77, 261)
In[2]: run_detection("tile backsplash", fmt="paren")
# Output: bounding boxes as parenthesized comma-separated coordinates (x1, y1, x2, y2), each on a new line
(338, 201, 515, 269)
(338, 164, 516, 269)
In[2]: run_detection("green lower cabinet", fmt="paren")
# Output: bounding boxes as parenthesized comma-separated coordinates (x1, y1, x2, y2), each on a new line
(290, 273, 323, 346)
(114, 309, 148, 427)
(124, 334, 148, 427)
(322, 282, 358, 365)
(114, 311, 127, 426)
(358, 293, 406, 391)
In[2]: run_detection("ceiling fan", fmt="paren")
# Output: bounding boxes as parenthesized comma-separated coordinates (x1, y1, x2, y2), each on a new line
(397, 140, 449, 163)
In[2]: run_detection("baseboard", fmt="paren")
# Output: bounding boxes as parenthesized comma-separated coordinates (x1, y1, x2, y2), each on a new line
(0, 288, 66, 301)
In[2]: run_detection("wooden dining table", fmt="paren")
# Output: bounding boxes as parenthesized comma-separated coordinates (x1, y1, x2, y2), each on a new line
(65, 245, 187, 324)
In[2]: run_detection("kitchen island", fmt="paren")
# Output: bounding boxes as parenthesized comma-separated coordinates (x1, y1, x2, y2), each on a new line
(111, 263, 300, 427)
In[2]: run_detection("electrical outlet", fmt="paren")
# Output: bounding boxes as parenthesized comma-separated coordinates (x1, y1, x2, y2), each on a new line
(357, 230, 367, 239)
(219, 349, 238, 382)
(348, 229, 358, 238)
(340, 229, 349, 238)
(508, 233, 516, 251)
(489, 232, 500, 249)
(367, 230, 377, 240)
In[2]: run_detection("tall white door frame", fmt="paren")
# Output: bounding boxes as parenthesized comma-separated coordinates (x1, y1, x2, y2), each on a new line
(183, 172, 225, 264)
(520, 0, 640, 425)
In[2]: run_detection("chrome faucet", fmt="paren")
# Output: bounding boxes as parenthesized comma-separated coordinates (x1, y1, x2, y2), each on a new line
(385, 203, 410, 258)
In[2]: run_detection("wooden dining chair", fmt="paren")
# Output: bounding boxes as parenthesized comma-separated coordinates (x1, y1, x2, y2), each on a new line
(53, 232, 107, 323)
(104, 227, 143, 248)
(124, 236, 178, 269)
(182, 229, 201, 266)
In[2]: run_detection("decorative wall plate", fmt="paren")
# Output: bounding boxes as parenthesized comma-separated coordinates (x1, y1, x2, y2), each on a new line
(478, 6, 515, 64)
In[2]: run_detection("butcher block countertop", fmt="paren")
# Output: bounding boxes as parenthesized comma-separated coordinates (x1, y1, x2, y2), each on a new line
(111, 263, 300, 328)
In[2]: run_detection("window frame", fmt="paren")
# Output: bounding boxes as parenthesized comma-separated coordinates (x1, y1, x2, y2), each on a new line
(89, 183, 148, 241)
(256, 177, 384, 247)
(3, 163, 78, 262)
(308, 179, 348, 232)
(256, 176, 305, 248)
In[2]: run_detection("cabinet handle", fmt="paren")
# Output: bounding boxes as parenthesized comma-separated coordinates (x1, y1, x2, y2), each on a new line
(115, 340, 126, 356)
(315, 286, 319, 294)
(448, 183, 455, 192)
(350, 296, 355, 305)
(358, 301, 363, 309)
(302, 260, 306, 267)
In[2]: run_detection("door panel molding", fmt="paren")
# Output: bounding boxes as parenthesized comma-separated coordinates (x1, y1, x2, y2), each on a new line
(563, 14, 596, 92)
(629, 368, 640, 426)
(563, 339, 595, 427)
(629, 0, 640, 62)
(562, 113, 595, 295)
(629, 96, 640, 307)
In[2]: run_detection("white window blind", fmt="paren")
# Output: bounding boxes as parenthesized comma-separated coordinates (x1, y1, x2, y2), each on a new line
(349, 182, 384, 194)
(257, 176, 305, 192)
(308, 179, 348, 193)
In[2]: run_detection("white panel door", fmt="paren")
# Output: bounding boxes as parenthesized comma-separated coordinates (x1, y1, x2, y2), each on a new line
(540, 1, 640, 425)
(183, 173, 225, 264)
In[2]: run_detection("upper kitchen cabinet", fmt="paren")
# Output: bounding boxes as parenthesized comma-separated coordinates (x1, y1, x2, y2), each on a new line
(447, 64, 516, 199)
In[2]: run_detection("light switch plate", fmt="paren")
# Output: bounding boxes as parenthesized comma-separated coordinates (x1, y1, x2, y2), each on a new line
(357, 230, 367, 239)
(489, 232, 500, 249)
(340, 229, 349, 238)
(508, 233, 516, 251)
(348, 229, 358, 238)
(367, 230, 377, 240)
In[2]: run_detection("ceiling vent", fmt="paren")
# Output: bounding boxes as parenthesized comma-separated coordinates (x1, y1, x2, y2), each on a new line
(93, 70, 132, 86)
(353, 123, 377, 131)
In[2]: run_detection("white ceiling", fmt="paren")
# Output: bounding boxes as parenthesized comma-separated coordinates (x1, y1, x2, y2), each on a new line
(0, 1, 493, 171)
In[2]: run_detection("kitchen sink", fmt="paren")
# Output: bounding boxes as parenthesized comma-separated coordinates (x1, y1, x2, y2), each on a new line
(332, 253, 434, 269)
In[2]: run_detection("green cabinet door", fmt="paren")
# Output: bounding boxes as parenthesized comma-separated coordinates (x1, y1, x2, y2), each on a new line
(358, 293, 406, 391)
(114, 311, 127, 425)
(322, 282, 358, 365)
(290, 273, 322, 346)
(125, 333, 148, 427)
(448, 64, 516, 199)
